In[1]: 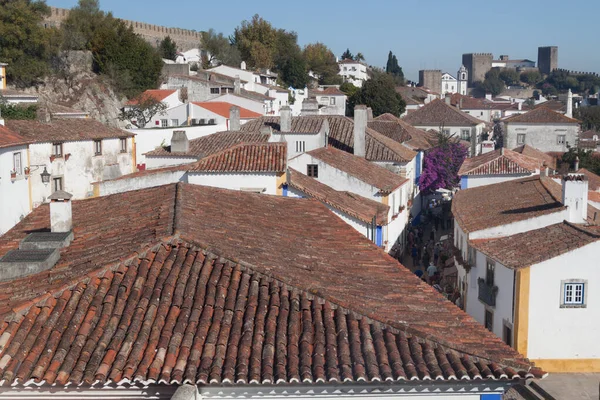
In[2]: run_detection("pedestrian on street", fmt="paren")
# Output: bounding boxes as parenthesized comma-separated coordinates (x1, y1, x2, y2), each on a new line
(411, 244, 419, 267)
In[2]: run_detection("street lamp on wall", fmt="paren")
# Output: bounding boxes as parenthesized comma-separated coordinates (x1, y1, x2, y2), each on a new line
(40, 167, 50, 185)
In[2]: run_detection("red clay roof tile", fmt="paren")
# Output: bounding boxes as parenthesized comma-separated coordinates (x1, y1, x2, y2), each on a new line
(5, 119, 133, 142)
(192, 102, 262, 119)
(458, 148, 545, 175)
(189, 142, 286, 172)
(0, 124, 29, 149)
(504, 107, 579, 124)
(403, 99, 483, 127)
(125, 89, 177, 106)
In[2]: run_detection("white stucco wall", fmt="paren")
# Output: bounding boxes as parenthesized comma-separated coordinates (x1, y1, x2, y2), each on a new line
(145, 156, 198, 170)
(270, 132, 327, 160)
(468, 209, 567, 240)
(461, 173, 534, 189)
(187, 172, 280, 195)
(409, 123, 484, 156)
(0, 145, 31, 235)
(504, 123, 580, 153)
(527, 241, 600, 360)
(29, 138, 134, 206)
(464, 250, 515, 344)
(131, 124, 225, 166)
(95, 170, 187, 196)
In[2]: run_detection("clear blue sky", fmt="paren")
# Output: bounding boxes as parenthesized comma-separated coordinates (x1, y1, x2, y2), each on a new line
(47, 0, 600, 81)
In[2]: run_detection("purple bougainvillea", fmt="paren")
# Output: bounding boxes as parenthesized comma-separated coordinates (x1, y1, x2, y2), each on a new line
(418, 141, 468, 194)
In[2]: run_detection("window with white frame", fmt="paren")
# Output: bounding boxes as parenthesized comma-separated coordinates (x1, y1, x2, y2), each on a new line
(330, 97, 336, 105)
(295, 141, 305, 153)
(562, 281, 586, 307)
(161, 119, 168, 128)
(307, 164, 318, 178)
(557, 135, 566, 145)
(443, 129, 451, 136)
(52, 176, 63, 192)
(52, 143, 63, 157)
(13, 152, 22, 175)
(461, 129, 471, 140)
(171, 119, 179, 127)
(94, 140, 102, 155)
(517, 134, 526, 145)
(119, 138, 127, 153)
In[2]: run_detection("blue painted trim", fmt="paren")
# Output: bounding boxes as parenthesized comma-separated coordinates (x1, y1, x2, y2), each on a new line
(460, 175, 468, 190)
(415, 151, 422, 181)
(282, 184, 288, 197)
(376, 226, 383, 247)
(480, 394, 502, 400)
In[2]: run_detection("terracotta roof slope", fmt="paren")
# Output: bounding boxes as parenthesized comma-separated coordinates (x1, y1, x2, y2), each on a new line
(504, 107, 580, 124)
(577, 168, 600, 191)
(5, 119, 134, 142)
(403, 99, 483, 127)
(368, 119, 436, 151)
(0, 183, 544, 387)
(373, 113, 401, 122)
(144, 131, 269, 158)
(192, 102, 262, 119)
(0, 124, 30, 149)
(458, 148, 544, 176)
(306, 147, 407, 193)
(471, 222, 600, 269)
(288, 168, 389, 224)
(189, 142, 286, 172)
(240, 115, 325, 134)
(125, 89, 176, 106)
(512, 144, 557, 170)
(452, 176, 566, 233)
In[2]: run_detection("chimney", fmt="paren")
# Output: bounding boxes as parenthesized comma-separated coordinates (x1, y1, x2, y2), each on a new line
(445, 93, 451, 105)
(0, 109, 4, 126)
(458, 98, 463, 109)
(280, 105, 291, 132)
(229, 105, 240, 131)
(300, 98, 319, 116)
(518, 102, 522, 111)
(354, 105, 367, 158)
(49, 190, 73, 233)
(234, 75, 241, 95)
(485, 93, 492, 101)
(566, 89, 573, 118)
(562, 174, 588, 223)
(240, 61, 246, 70)
(171, 130, 189, 153)
(574, 156, 580, 171)
(366, 107, 374, 121)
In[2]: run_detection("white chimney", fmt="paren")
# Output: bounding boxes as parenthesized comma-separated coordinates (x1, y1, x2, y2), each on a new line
(280, 105, 291, 132)
(354, 105, 367, 158)
(562, 174, 588, 224)
(171, 130, 189, 153)
(240, 61, 246, 70)
(234, 75, 241, 95)
(518, 102, 522, 111)
(0, 109, 4, 126)
(445, 93, 451, 105)
(566, 89, 573, 118)
(229, 105, 240, 131)
(366, 107, 374, 121)
(574, 156, 580, 171)
(49, 190, 73, 233)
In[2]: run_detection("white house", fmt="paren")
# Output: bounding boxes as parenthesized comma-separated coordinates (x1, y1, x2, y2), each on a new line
(6, 119, 135, 206)
(491, 55, 536, 69)
(452, 174, 600, 373)
(338, 59, 369, 87)
(458, 147, 550, 189)
(208, 63, 277, 92)
(288, 145, 410, 253)
(123, 89, 183, 128)
(0, 122, 31, 235)
(310, 87, 347, 115)
(403, 98, 487, 156)
(503, 100, 580, 152)
(441, 72, 457, 96)
(0, 63, 39, 104)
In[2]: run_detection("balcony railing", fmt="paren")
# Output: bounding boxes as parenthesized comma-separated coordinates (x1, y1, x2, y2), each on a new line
(478, 278, 498, 307)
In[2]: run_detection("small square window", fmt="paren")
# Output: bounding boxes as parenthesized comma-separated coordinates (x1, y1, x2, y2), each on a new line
(120, 138, 127, 153)
(307, 164, 318, 178)
(161, 119, 168, 128)
(13, 152, 22, 175)
(330, 97, 336, 105)
(562, 282, 586, 307)
(442, 129, 451, 136)
(461, 129, 471, 141)
(557, 135, 566, 145)
(94, 140, 102, 155)
(52, 176, 63, 192)
(52, 143, 63, 157)
(171, 119, 179, 127)
(517, 134, 526, 145)
(210, 88, 220, 94)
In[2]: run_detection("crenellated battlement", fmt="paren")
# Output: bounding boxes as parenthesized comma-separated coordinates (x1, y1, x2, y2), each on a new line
(555, 68, 599, 77)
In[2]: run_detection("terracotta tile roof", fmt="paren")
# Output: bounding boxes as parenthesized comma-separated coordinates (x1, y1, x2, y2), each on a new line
(0, 124, 29, 149)
(240, 115, 325, 134)
(189, 142, 286, 173)
(577, 168, 600, 191)
(471, 222, 600, 269)
(512, 145, 557, 170)
(581, 130, 600, 140)
(240, 88, 274, 101)
(192, 101, 262, 119)
(374, 113, 400, 122)
(458, 148, 544, 176)
(395, 86, 430, 104)
(5, 119, 133, 142)
(533, 100, 566, 113)
(306, 147, 407, 193)
(44, 103, 88, 116)
(403, 99, 483, 127)
(450, 94, 492, 110)
(288, 168, 389, 224)
(589, 191, 600, 203)
(452, 176, 566, 233)
(311, 87, 346, 96)
(503, 107, 580, 124)
(0, 183, 543, 387)
(125, 89, 176, 106)
(368, 119, 436, 151)
(144, 131, 269, 158)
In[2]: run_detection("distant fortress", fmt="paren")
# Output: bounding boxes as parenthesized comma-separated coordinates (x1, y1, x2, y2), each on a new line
(43, 7, 201, 51)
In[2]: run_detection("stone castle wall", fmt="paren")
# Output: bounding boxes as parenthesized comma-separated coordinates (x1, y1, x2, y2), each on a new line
(462, 53, 492, 87)
(418, 70, 442, 93)
(44, 7, 201, 51)
(537, 46, 558, 75)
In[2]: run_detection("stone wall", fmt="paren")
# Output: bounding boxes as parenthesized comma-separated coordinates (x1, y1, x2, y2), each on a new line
(44, 7, 201, 51)
(462, 53, 492, 87)
(538, 46, 558, 75)
(418, 70, 442, 93)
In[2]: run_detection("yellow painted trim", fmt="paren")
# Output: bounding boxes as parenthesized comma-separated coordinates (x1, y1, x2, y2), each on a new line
(381, 194, 389, 206)
(93, 183, 100, 197)
(131, 136, 137, 172)
(514, 268, 530, 357)
(276, 172, 286, 195)
(531, 358, 600, 373)
(1, 66, 6, 90)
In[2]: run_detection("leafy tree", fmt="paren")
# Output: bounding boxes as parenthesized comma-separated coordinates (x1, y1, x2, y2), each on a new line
(279, 53, 307, 88)
(341, 48, 354, 60)
(418, 134, 468, 194)
(351, 71, 405, 117)
(119, 93, 168, 128)
(520, 70, 542, 85)
(340, 82, 359, 116)
(60, 0, 105, 50)
(498, 68, 520, 86)
(574, 106, 600, 131)
(355, 52, 365, 62)
(233, 14, 277, 69)
(0, 0, 59, 87)
(158, 36, 177, 61)
(541, 82, 558, 96)
(0, 100, 38, 120)
(272, 29, 307, 88)
(303, 43, 341, 85)
(561, 147, 600, 175)
(200, 28, 241, 68)
(385, 51, 404, 85)
(473, 74, 505, 97)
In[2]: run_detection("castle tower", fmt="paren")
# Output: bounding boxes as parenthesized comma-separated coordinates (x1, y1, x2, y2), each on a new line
(538, 46, 558, 75)
(457, 65, 468, 95)
(462, 53, 492, 87)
